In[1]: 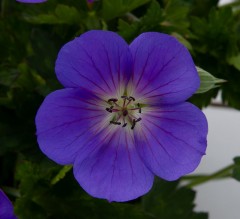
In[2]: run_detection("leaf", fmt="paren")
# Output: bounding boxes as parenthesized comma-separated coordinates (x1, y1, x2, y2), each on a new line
(196, 67, 226, 94)
(118, 0, 191, 42)
(190, 7, 238, 58)
(228, 54, 240, 71)
(118, 0, 163, 42)
(15, 160, 151, 219)
(171, 32, 193, 50)
(140, 0, 163, 28)
(118, 19, 139, 42)
(163, 0, 190, 31)
(24, 5, 81, 25)
(233, 157, 240, 182)
(142, 179, 208, 219)
(102, 0, 151, 20)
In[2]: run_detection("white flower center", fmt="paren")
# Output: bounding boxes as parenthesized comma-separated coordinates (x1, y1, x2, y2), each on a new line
(105, 96, 142, 130)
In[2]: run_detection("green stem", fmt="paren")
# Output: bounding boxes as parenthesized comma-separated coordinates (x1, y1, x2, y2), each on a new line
(182, 173, 231, 180)
(185, 164, 235, 188)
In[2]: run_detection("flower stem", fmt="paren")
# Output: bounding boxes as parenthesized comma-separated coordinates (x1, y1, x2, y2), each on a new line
(184, 164, 235, 188)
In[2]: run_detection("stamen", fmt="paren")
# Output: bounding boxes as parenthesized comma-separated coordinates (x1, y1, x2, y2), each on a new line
(135, 118, 142, 123)
(106, 95, 142, 129)
(128, 96, 135, 101)
(106, 106, 114, 113)
(131, 119, 136, 130)
(110, 121, 121, 125)
(122, 123, 127, 127)
(125, 96, 134, 107)
(108, 98, 118, 103)
(137, 103, 142, 113)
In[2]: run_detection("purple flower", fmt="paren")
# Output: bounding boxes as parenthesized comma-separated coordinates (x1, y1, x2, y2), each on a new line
(36, 30, 208, 202)
(0, 189, 17, 219)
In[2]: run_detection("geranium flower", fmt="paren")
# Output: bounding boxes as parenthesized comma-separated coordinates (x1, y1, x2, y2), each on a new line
(0, 189, 18, 219)
(36, 30, 208, 202)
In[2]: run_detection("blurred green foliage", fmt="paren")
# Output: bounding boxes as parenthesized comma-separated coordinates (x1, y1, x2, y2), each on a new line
(1, 0, 240, 218)
(233, 157, 240, 182)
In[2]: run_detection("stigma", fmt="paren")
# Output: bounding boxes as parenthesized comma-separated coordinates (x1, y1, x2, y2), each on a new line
(105, 95, 142, 130)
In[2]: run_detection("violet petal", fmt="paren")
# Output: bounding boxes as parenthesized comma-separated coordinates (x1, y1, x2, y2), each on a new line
(135, 102, 207, 180)
(73, 129, 154, 202)
(55, 30, 132, 96)
(35, 88, 107, 165)
(0, 189, 17, 219)
(130, 32, 199, 105)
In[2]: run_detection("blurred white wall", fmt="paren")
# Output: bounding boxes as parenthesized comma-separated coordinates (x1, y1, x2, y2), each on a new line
(219, 0, 235, 5)
(194, 106, 240, 219)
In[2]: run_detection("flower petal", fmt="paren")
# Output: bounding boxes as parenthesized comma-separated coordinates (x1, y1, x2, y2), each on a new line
(55, 30, 132, 96)
(73, 129, 154, 202)
(135, 102, 207, 180)
(35, 88, 107, 165)
(130, 32, 199, 104)
(0, 189, 17, 219)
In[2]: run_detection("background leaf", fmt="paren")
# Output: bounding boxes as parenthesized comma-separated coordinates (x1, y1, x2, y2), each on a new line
(102, 0, 151, 20)
(142, 179, 208, 219)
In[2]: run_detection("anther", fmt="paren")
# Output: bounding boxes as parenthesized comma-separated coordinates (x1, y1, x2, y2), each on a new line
(106, 95, 141, 129)
(131, 119, 136, 130)
(135, 118, 142, 123)
(128, 96, 135, 101)
(108, 98, 118, 103)
(137, 103, 141, 113)
(106, 106, 114, 112)
(122, 123, 127, 127)
(110, 121, 121, 125)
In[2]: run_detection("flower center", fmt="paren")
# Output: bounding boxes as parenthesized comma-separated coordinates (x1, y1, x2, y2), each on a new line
(105, 96, 142, 130)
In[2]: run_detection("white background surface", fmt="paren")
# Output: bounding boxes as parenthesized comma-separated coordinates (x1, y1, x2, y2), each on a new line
(194, 106, 240, 219)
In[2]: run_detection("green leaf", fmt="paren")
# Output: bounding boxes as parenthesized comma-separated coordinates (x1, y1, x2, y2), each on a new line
(196, 67, 226, 93)
(118, 0, 191, 42)
(140, 0, 163, 28)
(118, 0, 163, 42)
(15, 159, 152, 219)
(24, 5, 81, 25)
(171, 32, 193, 50)
(228, 54, 240, 71)
(190, 7, 238, 58)
(142, 179, 208, 219)
(233, 157, 240, 182)
(163, 0, 190, 31)
(118, 19, 138, 42)
(102, 0, 150, 20)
